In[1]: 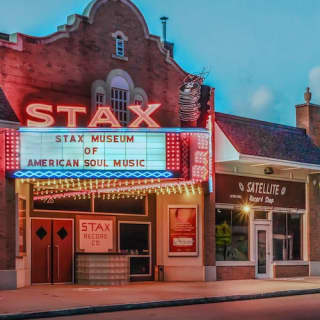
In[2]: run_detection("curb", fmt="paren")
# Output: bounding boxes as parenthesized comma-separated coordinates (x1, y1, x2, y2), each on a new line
(1, 288, 320, 320)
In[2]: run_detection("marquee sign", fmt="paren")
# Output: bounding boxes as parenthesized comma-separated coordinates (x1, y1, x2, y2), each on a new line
(21, 131, 166, 171)
(5, 128, 209, 180)
(5, 102, 210, 180)
(24, 103, 161, 128)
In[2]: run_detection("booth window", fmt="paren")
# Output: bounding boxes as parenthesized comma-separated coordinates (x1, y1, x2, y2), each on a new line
(216, 208, 249, 261)
(119, 223, 151, 276)
(34, 197, 91, 212)
(273, 212, 302, 261)
(18, 198, 26, 255)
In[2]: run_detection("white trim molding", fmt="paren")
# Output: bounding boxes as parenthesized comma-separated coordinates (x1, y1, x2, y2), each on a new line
(112, 30, 128, 41)
(239, 154, 320, 171)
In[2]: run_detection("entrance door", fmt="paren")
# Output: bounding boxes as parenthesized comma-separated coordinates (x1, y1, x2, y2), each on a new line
(32, 219, 73, 284)
(255, 224, 271, 279)
(31, 219, 52, 284)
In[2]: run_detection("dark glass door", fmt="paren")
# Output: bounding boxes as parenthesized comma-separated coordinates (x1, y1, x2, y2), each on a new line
(257, 230, 267, 274)
(255, 225, 271, 278)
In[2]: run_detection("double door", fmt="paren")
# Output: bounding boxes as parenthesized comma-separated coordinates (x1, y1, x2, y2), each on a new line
(31, 219, 73, 284)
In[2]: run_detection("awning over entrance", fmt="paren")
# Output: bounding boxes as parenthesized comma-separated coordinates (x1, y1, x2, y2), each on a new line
(29, 178, 203, 201)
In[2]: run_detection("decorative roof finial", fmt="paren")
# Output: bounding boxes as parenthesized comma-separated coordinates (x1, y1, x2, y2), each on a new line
(304, 87, 312, 105)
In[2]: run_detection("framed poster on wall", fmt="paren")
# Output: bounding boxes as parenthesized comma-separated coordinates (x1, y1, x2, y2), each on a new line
(76, 215, 116, 253)
(168, 206, 198, 256)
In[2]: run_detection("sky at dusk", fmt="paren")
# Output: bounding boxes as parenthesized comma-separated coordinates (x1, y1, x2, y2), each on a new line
(1, 0, 320, 126)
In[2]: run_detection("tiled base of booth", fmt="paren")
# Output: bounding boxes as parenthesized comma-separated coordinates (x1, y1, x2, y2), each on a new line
(216, 266, 255, 280)
(273, 265, 309, 278)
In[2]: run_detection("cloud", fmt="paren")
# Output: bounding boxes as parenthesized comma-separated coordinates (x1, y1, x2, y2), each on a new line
(250, 86, 273, 110)
(309, 66, 320, 102)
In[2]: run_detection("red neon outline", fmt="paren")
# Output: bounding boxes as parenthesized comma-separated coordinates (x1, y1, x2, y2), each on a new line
(26, 103, 55, 127)
(128, 104, 161, 128)
(88, 106, 121, 128)
(57, 105, 87, 128)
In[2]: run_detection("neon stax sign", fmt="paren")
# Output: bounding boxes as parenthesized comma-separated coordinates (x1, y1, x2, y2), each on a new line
(25, 103, 161, 128)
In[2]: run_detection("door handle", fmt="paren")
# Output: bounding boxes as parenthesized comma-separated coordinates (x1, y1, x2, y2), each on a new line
(55, 245, 60, 281)
(47, 245, 51, 282)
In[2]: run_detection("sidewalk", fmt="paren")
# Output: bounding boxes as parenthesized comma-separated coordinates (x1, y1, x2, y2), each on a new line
(1, 277, 320, 319)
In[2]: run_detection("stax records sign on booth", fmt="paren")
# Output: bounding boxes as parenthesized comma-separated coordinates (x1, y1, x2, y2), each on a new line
(76, 216, 116, 253)
(216, 174, 306, 209)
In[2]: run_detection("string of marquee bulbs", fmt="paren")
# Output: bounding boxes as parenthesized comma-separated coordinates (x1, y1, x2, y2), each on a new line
(19, 178, 203, 201)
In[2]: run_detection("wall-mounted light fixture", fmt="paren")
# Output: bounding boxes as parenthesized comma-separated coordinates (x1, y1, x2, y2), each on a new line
(264, 167, 274, 175)
(241, 204, 251, 214)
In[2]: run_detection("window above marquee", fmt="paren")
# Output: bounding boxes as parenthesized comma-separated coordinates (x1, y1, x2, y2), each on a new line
(110, 76, 130, 126)
(91, 70, 149, 125)
(134, 94, 144, 106)
(112, 31, 128, 61)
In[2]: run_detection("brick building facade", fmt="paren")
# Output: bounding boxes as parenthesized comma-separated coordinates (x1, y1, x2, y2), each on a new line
(1, 0, 320, 289)
(0, 0, 216, 289)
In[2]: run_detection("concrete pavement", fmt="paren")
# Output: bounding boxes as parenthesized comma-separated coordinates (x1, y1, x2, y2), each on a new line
(1, 278, 320, 319)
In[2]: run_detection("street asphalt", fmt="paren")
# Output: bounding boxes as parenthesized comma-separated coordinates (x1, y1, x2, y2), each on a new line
(34, 293, 320, 320)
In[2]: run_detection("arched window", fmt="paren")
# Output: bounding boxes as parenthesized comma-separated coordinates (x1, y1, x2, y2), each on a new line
(95, 87, 105, 107)
(91, 80, 107, 115)
(112, 31, 128, 61)
(134, 94, 144, 106)
(132, 88, 148, 108)
(111, 76, 130, 126)
(116, 36, 124, 57)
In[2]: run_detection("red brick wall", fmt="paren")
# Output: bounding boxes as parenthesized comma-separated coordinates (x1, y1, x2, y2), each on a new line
(307, 175, 320, 262)
(296, 105, 320, 148)
(273, 265, 309, 278)
(0, 0, 187, 126)
(296, 105, 320, 265)
(0, 131, 16, 270)
(216, 266, 255, 281)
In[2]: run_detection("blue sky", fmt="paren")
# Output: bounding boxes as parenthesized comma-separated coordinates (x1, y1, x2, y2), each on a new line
(1, 0, 320, 126)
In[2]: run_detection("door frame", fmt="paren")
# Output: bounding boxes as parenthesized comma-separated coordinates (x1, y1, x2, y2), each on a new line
(254, 221, 272, 279)
(30, 217, 74, 284)
(118, 221, 152, 277)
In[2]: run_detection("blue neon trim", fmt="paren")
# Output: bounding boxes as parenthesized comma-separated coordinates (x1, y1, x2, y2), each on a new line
(208, 177, 213, 193)
(19, 127, 209, 134)
(11, 170, 174, 179)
